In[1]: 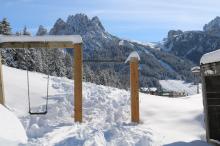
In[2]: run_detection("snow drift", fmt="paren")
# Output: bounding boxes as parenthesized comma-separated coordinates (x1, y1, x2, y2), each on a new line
(1, 65, 210, 146)
(0, 104, 27, 145)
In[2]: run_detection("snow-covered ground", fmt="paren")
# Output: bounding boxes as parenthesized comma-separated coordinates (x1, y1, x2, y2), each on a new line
(0, 104, 27, 145)
(1, 66, 210, 146)
(160, 80, 201, 95)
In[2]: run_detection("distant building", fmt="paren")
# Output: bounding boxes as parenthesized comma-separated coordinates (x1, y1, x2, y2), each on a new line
(140, 87, 186, 97)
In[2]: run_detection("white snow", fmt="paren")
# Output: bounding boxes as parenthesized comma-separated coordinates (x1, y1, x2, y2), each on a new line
(119, 40, 124, 46)
(0, 66, 210, 146)
(125, 51, 140, 63)
(200, 49, 220, 64)
(141, 87, 157, 92)
(160, 80, 201, 95)
(191, 66, 200, 73)
(0, 104, 27, 145)
(141, 93, 208, 145)
(130, 40, 160, 49)
(0, 35, 83, 44)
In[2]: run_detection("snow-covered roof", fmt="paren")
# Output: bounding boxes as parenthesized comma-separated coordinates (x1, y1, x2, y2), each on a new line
(191, 66, 200, 73)
(200, 49, 220, 64)
(0, 35, 83, 44)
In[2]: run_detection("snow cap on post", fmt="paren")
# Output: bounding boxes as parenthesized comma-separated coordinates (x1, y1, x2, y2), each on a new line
(125, 51, 140, 63)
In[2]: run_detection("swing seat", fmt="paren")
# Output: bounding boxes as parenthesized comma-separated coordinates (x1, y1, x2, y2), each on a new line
(29, 111, 47, 115)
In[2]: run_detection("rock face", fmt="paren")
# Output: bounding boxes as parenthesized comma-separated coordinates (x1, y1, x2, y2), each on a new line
(164, 17, 220, 64)
(204, 16, 220, 37)
(49, 13, 195, 89)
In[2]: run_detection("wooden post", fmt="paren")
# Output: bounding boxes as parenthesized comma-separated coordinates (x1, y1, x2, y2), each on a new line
(130, 57, 139, 123)
(74, 44, 83, 122)
(0, 53, 5, 105)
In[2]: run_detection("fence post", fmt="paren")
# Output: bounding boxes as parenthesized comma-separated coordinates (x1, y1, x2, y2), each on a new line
(130, 57, 139, 123)
(74, 44, 83, 122)
(0, 53, 5, 105)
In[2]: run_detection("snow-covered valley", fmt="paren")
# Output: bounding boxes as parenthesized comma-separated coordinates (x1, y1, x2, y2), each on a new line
(0, 66, 211, 146)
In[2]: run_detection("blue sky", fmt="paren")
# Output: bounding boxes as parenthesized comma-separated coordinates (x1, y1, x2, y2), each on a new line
(1, 0, 220, 42)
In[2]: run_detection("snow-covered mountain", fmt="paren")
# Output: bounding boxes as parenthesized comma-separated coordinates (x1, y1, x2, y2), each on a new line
(49, 13, 196, 89)
(2, 65, 210, 146)
(163, 17, 220, 64)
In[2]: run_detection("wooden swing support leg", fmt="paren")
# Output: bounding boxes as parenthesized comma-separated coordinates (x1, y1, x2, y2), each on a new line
(0, 53, 5, 105)
(74, 44, 83, 122)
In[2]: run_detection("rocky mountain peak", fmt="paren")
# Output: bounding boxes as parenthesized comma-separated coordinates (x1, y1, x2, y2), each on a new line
(167, 30, 183, 38)
(36, 25, 47, 36)
(91, 16, 105, 31)
(203, 16, 220, 37)
(50, 13, 105, 35)
(49, 18, 66, 35)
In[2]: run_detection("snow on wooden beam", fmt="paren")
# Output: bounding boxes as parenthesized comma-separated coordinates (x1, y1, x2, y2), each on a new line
(0, 35, 83, 48)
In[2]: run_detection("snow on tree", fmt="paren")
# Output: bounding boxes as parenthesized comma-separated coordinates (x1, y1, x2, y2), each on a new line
(15, 31, 22, 36)
(1, 48, 17, 67)
(22, 26, 31, 36)
(64, 52, 72, 78)
(0, 18, 11, 35)
(0, 21, 2, 34)
(16, 49, 31, 70)
(44, 48, 66, 77)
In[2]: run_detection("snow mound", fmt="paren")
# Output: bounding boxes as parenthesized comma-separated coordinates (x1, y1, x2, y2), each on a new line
(0, 104, 27, 145)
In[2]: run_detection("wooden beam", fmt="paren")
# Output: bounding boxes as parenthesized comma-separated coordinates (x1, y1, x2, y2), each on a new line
(130, 57, 139, 123)
(74, 44, 83, 122)
(0, 42, 81, 49)
(0, 53, 5, 105)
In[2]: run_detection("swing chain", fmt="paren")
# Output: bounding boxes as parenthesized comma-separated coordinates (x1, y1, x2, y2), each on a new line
(26, 45, 50, 115)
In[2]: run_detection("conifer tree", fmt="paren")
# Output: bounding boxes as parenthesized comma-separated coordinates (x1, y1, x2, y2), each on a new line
(23, 26, 31, 36)
(0, 21, 2, 34)
(64, 52, 72, 78)
(1, 18, 11, 35)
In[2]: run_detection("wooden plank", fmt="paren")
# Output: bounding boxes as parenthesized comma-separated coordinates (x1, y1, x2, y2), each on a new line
(0, 53, 5, 105)
(0, 42, 81, 49)
(130, 57, 139, 123)
(74, 44, 83, 122)
(201, 69, 210, 142)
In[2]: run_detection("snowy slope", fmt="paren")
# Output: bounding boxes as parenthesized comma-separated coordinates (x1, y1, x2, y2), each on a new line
(159, 80, 201, 95)
(2, 66, 210, 146)
(0, 104, 27, 145)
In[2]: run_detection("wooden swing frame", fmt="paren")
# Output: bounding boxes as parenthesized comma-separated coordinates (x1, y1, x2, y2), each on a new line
(0, 35, 140, 123)
(0, 35, 83, 122)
